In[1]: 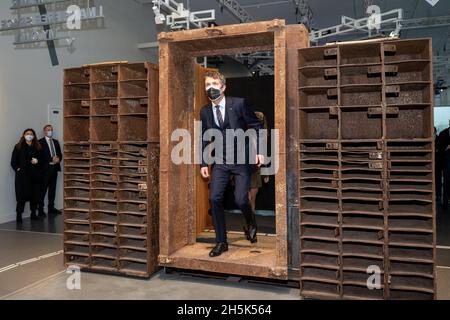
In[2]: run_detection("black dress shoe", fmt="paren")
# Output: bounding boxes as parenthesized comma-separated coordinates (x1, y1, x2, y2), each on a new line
(30, 212, 39, 221)
(209, 243, 228, 257)
(243, 209, 258, 244)
(49, 208, 62, 215)
(243, 225, 258, 243)
(38, 210, 47, 218)
(16, 213, 23, 224)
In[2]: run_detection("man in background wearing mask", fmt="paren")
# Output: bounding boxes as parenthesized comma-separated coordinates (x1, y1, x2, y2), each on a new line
(38, 125, 63, 217)
(200, 72, 264, 258)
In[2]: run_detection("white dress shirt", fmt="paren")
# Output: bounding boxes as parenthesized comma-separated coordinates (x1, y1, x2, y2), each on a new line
(45, 136, 56, 165)
(211, 96, 226, 127)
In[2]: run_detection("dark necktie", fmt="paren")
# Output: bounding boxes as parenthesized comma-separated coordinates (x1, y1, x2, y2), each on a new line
(215, 105, 224, 128)
(49, 139, 56, 158)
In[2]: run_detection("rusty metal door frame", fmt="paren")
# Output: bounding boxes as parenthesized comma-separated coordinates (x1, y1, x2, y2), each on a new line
(158, 20, 291, 279)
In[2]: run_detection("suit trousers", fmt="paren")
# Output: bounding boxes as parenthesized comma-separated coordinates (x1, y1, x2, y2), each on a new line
(40, 166, 58, 211)
(209, 164, 252, 243)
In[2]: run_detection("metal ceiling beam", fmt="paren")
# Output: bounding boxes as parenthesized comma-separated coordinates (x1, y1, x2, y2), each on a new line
(216, 0, 253, 23)
(239, 0, 313, 27)
(292, 0, 313, 27)
(400, 15, 450, 30)
(311, 11, 450, 43)
(149, 0, 215, 30)
(310, 9, 403, 43)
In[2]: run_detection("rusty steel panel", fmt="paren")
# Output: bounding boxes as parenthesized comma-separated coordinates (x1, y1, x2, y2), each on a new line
(286, 25, 311, 275)
(298, 39, 435, 300)
(63, 62, 160, 278)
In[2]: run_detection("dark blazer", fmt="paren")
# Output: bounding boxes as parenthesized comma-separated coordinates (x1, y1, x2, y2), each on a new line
(11, 144, 44, 202)
(39, 137, 63, 172)
(200, 96, 263, 168)
(438, 128, 450, 153)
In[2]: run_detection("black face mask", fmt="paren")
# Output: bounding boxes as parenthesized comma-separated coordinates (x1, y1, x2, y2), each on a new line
(207, 87, 222, 101)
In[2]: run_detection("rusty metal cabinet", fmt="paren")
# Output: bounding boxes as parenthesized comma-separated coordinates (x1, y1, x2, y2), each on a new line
(297, 39, 436, 299)
(63, 62, 160, 278)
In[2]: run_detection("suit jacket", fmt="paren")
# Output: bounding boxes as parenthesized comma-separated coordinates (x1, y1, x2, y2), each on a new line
(200, 96, 263, 168)
(39, 137, 63, 172)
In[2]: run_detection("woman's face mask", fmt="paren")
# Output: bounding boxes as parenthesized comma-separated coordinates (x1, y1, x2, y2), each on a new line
(25, 135, 34, 142)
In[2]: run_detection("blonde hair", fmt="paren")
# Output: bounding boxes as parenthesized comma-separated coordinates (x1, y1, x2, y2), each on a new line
(255, 111, 268, 129)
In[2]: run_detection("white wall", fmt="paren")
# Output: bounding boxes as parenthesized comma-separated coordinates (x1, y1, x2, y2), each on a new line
(0, 0, 157, 223)
(435, 107, 450, 134)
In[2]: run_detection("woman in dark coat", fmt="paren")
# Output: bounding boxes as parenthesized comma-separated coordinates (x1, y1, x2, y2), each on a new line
(11, 129, 44, 223)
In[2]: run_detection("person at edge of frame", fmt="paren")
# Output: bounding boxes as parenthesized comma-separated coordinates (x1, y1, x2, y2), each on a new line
(438, 121, 450, 209)
(248, 112, 270, 213)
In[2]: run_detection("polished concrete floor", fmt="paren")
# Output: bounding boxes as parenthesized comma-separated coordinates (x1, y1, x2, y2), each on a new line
(0, 209, 449, 300)
(0, 227, 64, 298)
(3, 270, 301, 300)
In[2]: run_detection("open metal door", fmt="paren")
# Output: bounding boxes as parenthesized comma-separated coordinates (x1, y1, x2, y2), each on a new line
(194, 64, 218, 235)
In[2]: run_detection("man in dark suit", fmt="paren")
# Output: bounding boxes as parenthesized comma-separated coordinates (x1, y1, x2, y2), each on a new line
(38, 125, 63, 217)
(200, 72, 264, 257)
(438, 123, 450, 209)
(435, 127, 442, 204)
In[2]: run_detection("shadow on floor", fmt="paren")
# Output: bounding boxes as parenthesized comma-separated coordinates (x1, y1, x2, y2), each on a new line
(226, 212, 275, 234)
(0, 214, 63, 234)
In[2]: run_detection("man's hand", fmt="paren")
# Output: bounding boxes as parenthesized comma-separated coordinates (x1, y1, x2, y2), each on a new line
(53, 156, 60, 164)
(446, 145, 450, 151)
(256, 155, 265, 167)
(263, 176, 270, 184)
(201, 167, 210, 179)
(31, 158, 38, 165)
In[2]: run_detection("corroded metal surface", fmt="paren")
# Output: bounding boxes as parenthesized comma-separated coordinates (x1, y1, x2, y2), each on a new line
(158, 20, 309, 280)
(63, 62, 160, 278)
(297, 39, 436, 300)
